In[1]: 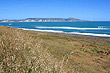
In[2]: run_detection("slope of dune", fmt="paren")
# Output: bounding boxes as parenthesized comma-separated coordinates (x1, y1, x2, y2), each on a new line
(0, 26, 110, 73)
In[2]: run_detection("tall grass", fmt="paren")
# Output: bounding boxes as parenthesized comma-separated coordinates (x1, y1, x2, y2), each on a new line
(0, 26, 110, 73)
(0, 27, 75, 73)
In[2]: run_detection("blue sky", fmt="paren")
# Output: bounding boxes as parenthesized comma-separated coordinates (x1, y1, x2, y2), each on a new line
(0, 0, 110, 21)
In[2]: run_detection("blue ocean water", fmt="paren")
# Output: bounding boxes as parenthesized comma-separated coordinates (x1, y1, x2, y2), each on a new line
(0, 21, 110, 37)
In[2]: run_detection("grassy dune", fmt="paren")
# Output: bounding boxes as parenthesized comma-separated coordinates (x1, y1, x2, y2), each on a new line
(0, 26, 110, 73)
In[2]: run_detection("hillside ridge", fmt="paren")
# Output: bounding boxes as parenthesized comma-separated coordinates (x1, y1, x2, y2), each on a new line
(0, 17, 87, 22)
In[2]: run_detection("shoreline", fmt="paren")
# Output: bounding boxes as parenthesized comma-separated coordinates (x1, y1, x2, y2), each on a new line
(21, 28, 110, 38)
(23, 28, 110, 43)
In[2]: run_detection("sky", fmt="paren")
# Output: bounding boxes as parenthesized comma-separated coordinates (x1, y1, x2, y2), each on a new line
(0, 0, 110, 21)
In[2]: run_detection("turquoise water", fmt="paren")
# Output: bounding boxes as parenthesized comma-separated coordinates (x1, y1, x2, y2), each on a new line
(0, 21, 110, 37)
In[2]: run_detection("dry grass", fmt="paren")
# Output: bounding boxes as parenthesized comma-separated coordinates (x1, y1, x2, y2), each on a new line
(0, 26, 110, 73)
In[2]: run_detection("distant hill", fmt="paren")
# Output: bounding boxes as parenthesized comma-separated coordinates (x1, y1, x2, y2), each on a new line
(0, 17, 88, 22)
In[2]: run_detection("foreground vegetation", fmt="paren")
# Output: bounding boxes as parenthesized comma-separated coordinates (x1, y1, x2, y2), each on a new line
(0, 26, 110, 73)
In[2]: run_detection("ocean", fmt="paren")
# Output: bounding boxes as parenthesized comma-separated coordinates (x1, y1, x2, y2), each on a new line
(0, 21, 110, 37)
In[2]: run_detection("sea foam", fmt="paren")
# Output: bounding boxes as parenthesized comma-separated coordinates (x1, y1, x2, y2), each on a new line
(36, 27, 108, 30)
(21, 28, 110, 37)
(69, 32, 110, 37)
(21, 28, 63, 33)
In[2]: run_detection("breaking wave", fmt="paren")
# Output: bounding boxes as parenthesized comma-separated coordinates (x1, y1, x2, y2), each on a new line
(21, 28, 63, 33)
(69, 32, 110, 37)
(21, 28, 110, 37)
(36, 26, 109, 30)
